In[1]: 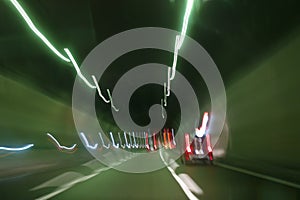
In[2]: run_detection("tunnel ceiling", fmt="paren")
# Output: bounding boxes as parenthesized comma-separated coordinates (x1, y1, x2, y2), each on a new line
(0, 0, 299, 127)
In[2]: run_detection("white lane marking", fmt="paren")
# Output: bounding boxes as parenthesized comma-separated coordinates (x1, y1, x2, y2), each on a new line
(178, 174, 203, 195)
(159, 150, 200, 200)
(82, 159, 103, 171)
(31, 172, 83, 191)
(215, 162, 300, 189)
(169, 159, 180, 171)
(35, 167, 110, 200)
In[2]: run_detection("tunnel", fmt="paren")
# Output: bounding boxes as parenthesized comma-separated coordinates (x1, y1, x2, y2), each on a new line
(0, 0, 299, 199)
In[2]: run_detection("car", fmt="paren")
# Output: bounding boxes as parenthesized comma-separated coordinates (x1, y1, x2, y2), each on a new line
(181, 132, 213, 165)
(181, 112, 213, 165)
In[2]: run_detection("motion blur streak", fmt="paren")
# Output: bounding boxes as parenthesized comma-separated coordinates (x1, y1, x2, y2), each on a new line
(110, 132, 119, 148)
(47, 133, 77, 150)
(165, 0, 194, 102)
(80, 132, 98, 150)
(169, 0, 194, 80)
(9, 1, 119, 107)
(106, 89, 119, 112)
(0, 144, 34, 151)
(91, 75, 110, 102)
(195, 112, 209, 137)
(98, 132, 110, 149)
(64, 48, 96, 89)
(9, 0, 70, 62)
(161, 99, 165, 118)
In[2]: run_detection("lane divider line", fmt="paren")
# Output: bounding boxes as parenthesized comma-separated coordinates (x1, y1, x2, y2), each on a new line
(215, 162, 300, 189)
(159, 150, 200, 200)
(178, 174, 203, 195)
(34, 166, 110, 200)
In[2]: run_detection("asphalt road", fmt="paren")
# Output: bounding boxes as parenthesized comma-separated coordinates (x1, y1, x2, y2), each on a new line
(0, 149, 299, 200)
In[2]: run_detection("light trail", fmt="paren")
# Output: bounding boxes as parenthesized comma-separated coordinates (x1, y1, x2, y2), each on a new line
(64, 48, 96, 89)
(80, 132, 98, 150)
(169, 0, 194, 80)
(110, 132, 119, 148)
(165, 0, 195, 103)
(10, 0, 70, 62)
(47, 133, 77, 151)
(160, 99, 165, 119)
(163, 83, 167, 106)
(0, 144, 34, 151)
(128, 132, 134, 148)
(98, 132, 110, 149)
(9, 1, 119, 109)
(107, 89, 119, 112)
(195, 112, 209, 137)
(171, 129, 176, 146)
(118, 132, 126, 148)
(132, 132, 138, 148)
(166, 67, 171, 96)
(92, 75, 110, 103)
(124, 132, 131, 149)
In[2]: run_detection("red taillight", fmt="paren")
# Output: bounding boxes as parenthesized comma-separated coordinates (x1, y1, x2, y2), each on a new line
(163, 129, 168, 148)
(167, 130, 172, 149)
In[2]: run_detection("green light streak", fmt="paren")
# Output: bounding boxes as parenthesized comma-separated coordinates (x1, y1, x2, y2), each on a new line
(165, 0, 194, 102)
(64, 48, 96, 89)
(10, 0, 70, 63)
(9, 0, 120, 109)
(169, 0, 194, 80)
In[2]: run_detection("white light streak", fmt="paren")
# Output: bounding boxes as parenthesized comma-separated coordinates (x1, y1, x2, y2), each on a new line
(195, 112, 209, 137)
(0, 144, 34, 151)
(129, 132, 134, 148)
(64, 48, 96, 89)
(110, 132, 119, 148)
(163, 83, 167, 106)
(164, 0, 194, 104)
(107, 89, 119, 112)
(169, 0, 194, 80)
(92, 75, 110, 103)
(9, 0, 70, 62)
(80, 132, 98, 150)
(98, 132, 110, 149)
(166, 67, 171, 96)
(132, 132, 138, 148)
(118, 132, 126, 148)
(47, 133, 77, 150)
(171, 129, 176, 146)
(124, 132, 131, 149)
(161, 99, 165, 119)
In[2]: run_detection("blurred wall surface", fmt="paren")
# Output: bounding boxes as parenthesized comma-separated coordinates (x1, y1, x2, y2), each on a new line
(225, 28, 300, 181)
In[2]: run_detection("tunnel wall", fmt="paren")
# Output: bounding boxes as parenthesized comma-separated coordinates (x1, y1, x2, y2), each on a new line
(225, 28, 300, 181)
(0, 75, 78, 148)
